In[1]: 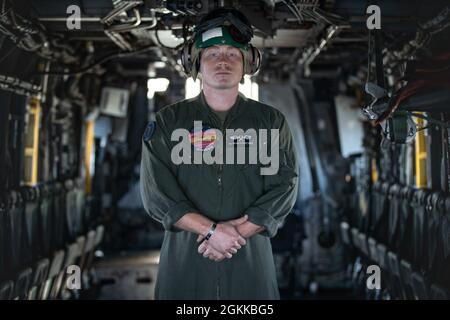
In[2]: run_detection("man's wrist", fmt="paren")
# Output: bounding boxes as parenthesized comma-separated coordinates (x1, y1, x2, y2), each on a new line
(237, 221, 264, 238)
(198, 222, 217, 245)
(204, 222, 217, 240)
(194, 216, 215, 238)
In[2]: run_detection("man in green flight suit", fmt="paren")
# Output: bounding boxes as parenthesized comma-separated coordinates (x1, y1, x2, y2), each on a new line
(140, 8, 299, 299)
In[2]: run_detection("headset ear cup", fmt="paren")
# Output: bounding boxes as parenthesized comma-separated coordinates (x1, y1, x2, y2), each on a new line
(181, 40, 194, 76)
(192, 53, 201, 81)
(251, 45, 261, 75)
(243, 45, 261, 75)
(181, 44, 190, 75)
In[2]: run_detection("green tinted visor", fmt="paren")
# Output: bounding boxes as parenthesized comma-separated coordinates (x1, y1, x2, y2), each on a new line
(194, 26, 249, 50)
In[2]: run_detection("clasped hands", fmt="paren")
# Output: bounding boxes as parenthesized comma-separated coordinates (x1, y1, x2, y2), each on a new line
(197, 214, 261, 262)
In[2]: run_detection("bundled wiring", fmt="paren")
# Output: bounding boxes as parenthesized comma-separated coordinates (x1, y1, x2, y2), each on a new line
(281, 0, 347, 26)
(0, 73, 41, 96)
(0, 0, 77, 62)
(37, 45, 157, 75)
(281, 0, 303, 24)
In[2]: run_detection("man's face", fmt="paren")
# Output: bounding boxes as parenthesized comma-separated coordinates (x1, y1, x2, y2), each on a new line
(199, 45, 244, 89)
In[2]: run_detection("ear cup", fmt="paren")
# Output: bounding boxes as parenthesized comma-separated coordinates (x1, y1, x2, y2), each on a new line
(181, 40, 202, 80)
(250, 45, 261, 74)
(181, 39, 194, 75)
(242, 44, 261, 75)
(191, 51, 201, 81)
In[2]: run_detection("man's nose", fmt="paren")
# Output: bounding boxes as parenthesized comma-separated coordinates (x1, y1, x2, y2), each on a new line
(217, 55, 229, 66)
(217, 52, 230, 63)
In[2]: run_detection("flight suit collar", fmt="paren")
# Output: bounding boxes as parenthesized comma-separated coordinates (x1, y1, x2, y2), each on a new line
(197, 90, 247, 126)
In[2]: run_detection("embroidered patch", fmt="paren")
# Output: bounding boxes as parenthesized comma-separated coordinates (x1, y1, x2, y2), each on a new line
(189, 124, 218, 151)
(143, 121, 156, 142)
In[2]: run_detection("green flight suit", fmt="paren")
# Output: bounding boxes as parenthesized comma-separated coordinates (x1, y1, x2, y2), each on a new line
(140, 91, 299, 299)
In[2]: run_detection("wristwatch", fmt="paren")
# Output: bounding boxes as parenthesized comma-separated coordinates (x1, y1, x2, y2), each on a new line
(199, 222, 217, 244)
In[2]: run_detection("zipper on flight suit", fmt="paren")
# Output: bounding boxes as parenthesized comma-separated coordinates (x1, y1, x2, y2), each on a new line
(218, 113, 236, 300)
(210, 97, 239, 300)
(209, 103, 237, 300)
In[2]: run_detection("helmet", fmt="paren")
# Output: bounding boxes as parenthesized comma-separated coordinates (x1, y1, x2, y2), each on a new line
(180, 8, 261, 81)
